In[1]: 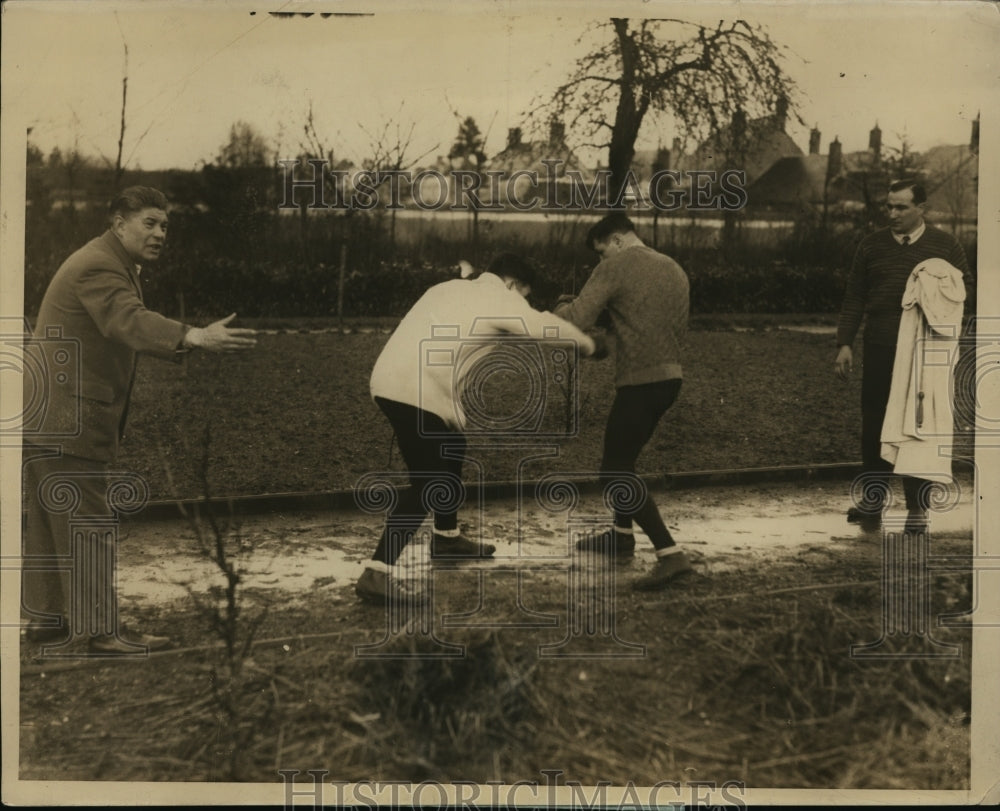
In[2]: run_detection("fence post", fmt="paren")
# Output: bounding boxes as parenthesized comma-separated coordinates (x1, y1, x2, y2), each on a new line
(337, 241, 347, 332)
(177, 290, 187, 374)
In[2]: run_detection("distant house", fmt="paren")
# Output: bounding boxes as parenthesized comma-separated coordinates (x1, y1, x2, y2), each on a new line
(922, 142, 978, 226)
(746, 118, 979, 229)
(488, 120, 590, 177)
(687, 97, 804, 184)
(485, 121, 595, 208)
(745, 131, 869, 217)
(633, 98, 803, 187)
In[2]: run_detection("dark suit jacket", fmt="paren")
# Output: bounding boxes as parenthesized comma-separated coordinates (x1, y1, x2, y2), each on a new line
(25, 230, 188, 462)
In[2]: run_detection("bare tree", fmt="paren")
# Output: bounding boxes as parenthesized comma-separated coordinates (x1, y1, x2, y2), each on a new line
(216, 120, 272, 169)
(51, 137, 87, 218)
(298, 100, 354, 323)
(447, 113, 493, 254)
(113, 13, 128, 189)
(533, 18, 800, 203)
(883, 133, 924, 181)
(360, 102, 439, 247)
(926, 148, 977, 236)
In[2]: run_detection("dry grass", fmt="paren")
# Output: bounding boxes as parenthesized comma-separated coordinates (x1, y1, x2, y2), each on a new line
(19, 533, 972, 788)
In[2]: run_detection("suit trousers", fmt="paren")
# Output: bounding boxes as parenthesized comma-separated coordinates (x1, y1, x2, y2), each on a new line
(22, 449, 117, 633)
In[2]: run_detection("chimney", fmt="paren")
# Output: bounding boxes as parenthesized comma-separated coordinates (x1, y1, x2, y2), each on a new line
(774, 96, 789, 131)
(971, 113, 980, 155)
(652, 146, 671, 173)
(548, 119, 565, 147)
(869, 122, 882, 163)
(507, 127, 522, 149)
(809, 126, 821, 155)
(827, 137, 842, 178)
(732, 109, 748, 138)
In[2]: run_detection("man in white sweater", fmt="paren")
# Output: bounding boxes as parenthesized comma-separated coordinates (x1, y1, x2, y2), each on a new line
(358, 253, 597, 604)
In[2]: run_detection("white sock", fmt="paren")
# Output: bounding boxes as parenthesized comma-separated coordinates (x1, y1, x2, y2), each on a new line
(434, 528, 460, 538)
(614, 526, 634, 535)
(655, 546, 682, 558)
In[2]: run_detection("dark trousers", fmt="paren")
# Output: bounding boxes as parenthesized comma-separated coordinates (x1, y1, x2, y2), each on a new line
(22, 449, 115, 632)
(372, 397, 466, 565)
(600, 379, 681, 550)
(861, 343, 930, 512)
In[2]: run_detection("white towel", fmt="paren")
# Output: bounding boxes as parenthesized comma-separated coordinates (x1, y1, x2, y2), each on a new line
(880, 258, 966, 482)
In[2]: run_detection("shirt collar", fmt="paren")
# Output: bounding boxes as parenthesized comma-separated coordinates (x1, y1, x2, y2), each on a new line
(893, 221, 925, 245)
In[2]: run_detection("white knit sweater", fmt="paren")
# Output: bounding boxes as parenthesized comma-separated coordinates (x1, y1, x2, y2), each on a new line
(371, 272, 594, 429)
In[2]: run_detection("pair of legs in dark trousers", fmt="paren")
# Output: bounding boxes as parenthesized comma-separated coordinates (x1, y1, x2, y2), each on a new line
(22, 449, 115, 632)
(861, 343, 932, 514)
(601, 379, 681, 550)
(371, 397, 465, 565)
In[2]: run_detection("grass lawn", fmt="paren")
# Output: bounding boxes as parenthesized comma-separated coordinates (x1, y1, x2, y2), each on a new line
(122, 327, 865, 501)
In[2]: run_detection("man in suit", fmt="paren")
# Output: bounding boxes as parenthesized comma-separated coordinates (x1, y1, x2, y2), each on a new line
(835, 179, 973, 532)
(22, 186, 256, 654)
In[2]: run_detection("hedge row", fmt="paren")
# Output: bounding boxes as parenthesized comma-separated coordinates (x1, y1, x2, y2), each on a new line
(22, 205, 974, 320)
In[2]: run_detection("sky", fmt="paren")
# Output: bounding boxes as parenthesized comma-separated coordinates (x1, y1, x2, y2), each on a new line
(2, 0, 997, 172)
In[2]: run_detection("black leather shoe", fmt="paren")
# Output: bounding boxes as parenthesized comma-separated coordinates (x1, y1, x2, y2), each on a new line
(903, 509, 930, 535)
(847, 507, 881, 533)
(430, 534, 496, 559)
(575, 529, 636, 558)
(22, 617, 69, 644)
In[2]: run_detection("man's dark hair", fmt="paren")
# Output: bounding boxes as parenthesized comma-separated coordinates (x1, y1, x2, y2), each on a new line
(586, 212, 636, 251)
(487, 252, 536, 287)
(109, 186, 169, 220)
(888, 179, 927, 206)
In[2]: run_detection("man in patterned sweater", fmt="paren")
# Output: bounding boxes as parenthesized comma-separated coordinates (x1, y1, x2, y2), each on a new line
(835, 179, 973, 530)
(555, 212, 694, 591)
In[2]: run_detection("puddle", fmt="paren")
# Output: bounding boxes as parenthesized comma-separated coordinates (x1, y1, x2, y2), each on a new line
(114, 482, 975, 608)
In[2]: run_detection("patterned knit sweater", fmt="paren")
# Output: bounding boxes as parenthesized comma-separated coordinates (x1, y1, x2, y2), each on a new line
(555, 244, 689, 387)
(837, 225, 971, 348)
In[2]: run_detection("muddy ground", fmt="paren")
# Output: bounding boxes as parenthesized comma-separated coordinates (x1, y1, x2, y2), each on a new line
(17, 476, 975, 792)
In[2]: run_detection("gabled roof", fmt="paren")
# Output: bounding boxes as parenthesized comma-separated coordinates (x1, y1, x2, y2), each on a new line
(746, 153, 880, 209)
(632, 113, 803, 185)
(488, 139, 592, 179)
(746, 154, 830, 206)
(685, 114, 803, 183)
